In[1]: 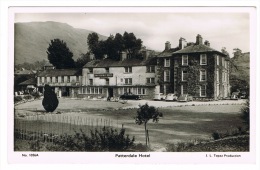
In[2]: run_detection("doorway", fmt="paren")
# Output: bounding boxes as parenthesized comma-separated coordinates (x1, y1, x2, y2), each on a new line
(108, 88, 113, 97)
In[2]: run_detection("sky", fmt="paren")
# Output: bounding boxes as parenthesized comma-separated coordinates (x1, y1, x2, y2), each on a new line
(14, 8, 251, 56)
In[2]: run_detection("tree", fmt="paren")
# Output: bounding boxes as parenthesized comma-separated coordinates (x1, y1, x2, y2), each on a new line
(87, 32, 104, 60)
(75, 52, 91, 68)
(46, 39, 75, 69)
(123, 32, 143, 59)
(42, 84, 59, 112)
(241, 99, 250, 130)
(134, 103, 163, 147)
(87, 32, 143, 60)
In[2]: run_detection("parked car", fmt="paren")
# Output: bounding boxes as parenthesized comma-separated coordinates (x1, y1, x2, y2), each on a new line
(165, 93, 178, 101)
(153, 93, 166, 100)
(177, 94, 193, 102)
(239, 91, 248, 99)
(230, 92, 239, 100)
(119, 93, 140, 100)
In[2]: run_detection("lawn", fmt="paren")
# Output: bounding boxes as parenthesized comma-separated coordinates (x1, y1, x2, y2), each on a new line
(14, 98, 247, 151)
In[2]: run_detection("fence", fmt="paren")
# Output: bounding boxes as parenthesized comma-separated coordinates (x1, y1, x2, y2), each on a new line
(14, 113, 118, 142)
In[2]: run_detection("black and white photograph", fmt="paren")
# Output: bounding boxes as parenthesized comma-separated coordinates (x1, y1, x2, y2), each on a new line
(4, 5, 258, 165)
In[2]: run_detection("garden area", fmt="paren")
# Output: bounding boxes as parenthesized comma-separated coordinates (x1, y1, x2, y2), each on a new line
(14, 98, 249, 152)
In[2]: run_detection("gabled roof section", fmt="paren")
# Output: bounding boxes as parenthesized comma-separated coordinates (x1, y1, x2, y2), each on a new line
(14, 69, 36, 75)
(19, 77, 37, 85)
(37, 69, 81, 77)
(83, 57, 157, 68)
(173, 44, 226, 56)
(157, 47, 180, 58)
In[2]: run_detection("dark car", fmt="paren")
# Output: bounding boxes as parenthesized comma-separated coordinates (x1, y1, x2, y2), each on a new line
(119, 93, 140, 100)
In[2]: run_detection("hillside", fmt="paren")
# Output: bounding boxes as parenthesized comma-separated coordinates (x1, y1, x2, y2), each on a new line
(14, 21, 107, 64)
(230, 52, 250, 83)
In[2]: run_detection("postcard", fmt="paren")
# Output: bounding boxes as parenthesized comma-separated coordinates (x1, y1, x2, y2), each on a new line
(6, 6, 257, 166)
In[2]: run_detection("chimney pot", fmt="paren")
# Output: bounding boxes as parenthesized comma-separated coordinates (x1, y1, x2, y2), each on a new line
(196, 34, 203, 45)
(165, 41, 171, 50)
(204, 40, 210, 47)
(179, 37, 187, 49)
(120, 52, 127, 61)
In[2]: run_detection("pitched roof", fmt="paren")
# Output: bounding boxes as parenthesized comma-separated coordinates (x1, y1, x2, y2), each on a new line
(158, 47, 180, 58)
(37, 69, 81, 77)
(83, 57, 157, 68)
(19, 77, 37, 85)
(173, 44, 226, 56)
(14, 69, 36, 75)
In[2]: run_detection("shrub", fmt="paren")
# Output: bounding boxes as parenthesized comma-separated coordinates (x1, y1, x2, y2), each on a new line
(212, 131, 221, 140)
(14, 96, 23, 103)
(31, 92, 41, 99)
(241, 99, 250, 130)
(23, 95, 33, 100)
(47, 127, 135, 152)
(42, 84, 59, 112)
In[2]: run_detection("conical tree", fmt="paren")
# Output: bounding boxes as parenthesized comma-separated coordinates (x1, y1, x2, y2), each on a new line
(42, 84, 59, 112)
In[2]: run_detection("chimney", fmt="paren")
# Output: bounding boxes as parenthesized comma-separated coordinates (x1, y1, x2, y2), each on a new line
(90, 53, 95, 60)
(142, 50, 150, 60)
(196, 34, 203, 45)
(179, 37, 187, 49)
(120, 51, 127, 61)
(165, 41, 171, 50)
(204, 40, 210, 47)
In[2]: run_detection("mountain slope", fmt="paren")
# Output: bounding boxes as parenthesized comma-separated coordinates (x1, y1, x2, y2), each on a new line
(15, 21, 107, 64)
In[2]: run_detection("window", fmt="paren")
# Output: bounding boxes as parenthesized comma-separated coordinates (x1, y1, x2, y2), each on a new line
(216, 55, 219, 65)
(61, 76, 64, 83)
(106, 79, 109, 85)
(146, 78, 155, 84)
(164, 70, 170, 82)
(124, 67, 132, 73)
(181, 84, 188, 94)
(137, 88, 146, 95)
(105, 67, 109, 73)
(200, 54, 207, 65)
(125, 78, 132, 85)
(147, 66, 155, 73)
(76, 76, 79, 82)
(182, 55, 188, 66)
(222, 57, 225, 66)
(89, 68, 93, 74)
(164, 58, 170, 67)
(67, 76, 70, 83)
(87, 87, 90, 94)
(89, 79, 93, 85)
(200, 70, 207, 81)
(216, 69, 219, 82)
(182, 70, 188, 81)
(95, 88, 98, 94)
(223, 72, 226, 82)
(55, 76, 58, 83)
(200, 85, 206, 97)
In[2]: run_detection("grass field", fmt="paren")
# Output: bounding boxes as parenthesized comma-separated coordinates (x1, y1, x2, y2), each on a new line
(14, 98, 247, 151)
